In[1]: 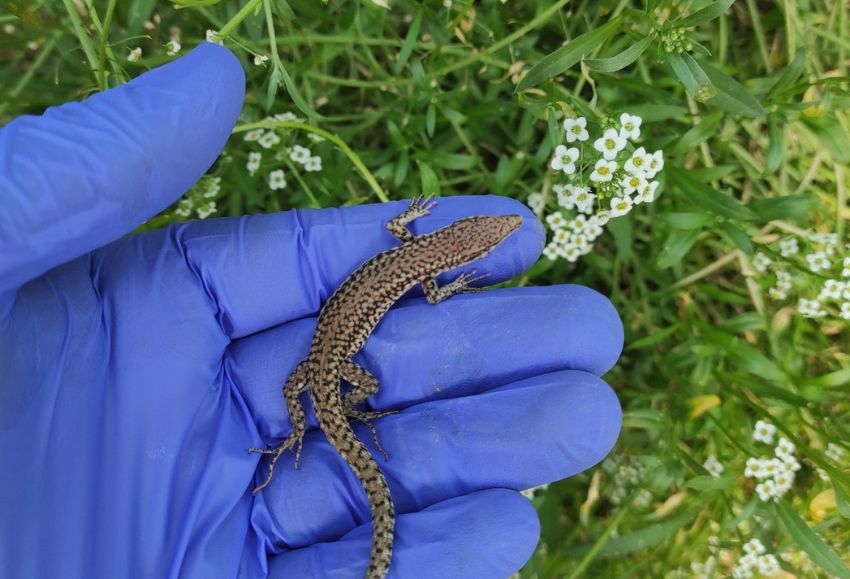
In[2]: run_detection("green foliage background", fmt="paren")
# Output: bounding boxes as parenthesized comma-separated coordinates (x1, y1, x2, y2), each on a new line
(2, 0, 849, 576)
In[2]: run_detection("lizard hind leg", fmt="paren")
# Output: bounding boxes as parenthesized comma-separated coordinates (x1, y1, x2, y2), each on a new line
(248, 361, 310, 495)
(340, 360, 398, 462)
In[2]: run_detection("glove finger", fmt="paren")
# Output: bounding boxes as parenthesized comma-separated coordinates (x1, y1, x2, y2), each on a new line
(265, 489, 539, 579)
(0, 43, 244, 295)
(168, 195, 542, 339)
(248, 369, 619, 549)
(229, 284, 623, 440)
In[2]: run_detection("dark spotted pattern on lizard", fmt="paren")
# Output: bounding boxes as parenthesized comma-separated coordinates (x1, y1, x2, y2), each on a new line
(249, 197, 523, 578)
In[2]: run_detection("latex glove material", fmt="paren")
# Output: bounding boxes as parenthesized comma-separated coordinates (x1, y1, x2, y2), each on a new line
(0, 44, 624, 578)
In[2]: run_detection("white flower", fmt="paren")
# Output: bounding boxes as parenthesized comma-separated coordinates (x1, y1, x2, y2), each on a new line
(268, 169, 287, 190)
(840, 302, 850, 320)
(196, 201, 217, 219)
(842, 256, 850, 277)
(165, 40, 181, 56)
(527, 192, 545, 214)
(756, 479, 778, 502)
(825, 442, 845, 462)
(619, 172, 646, 195)
(609, 196, 633, 217)
(619, 113, 642, 140)
(247, 152, 262, 175)
(562, 244, 581, 262)
(704, 454, 724, 478)
(243, 129, 264, 142)
(806, 251, 830, 272)
(744, 458, 767, 479)
(206, 29, 223, 45)
(254, 54, 269, 66)
(752, 252, 772, 273)
(307, 132, 326, 142)
(542, 242, 561, 260)
(644, 150, 664, 179)
(798, 298, 827, 318)
(546, 212, 568, 230)
(289, 145, 312, 164)
(572, 187, 596, 214)
(304, 156, 323, 172)
(202, 176, 221, 199)
(743, 538, 766, 555)
(273, 112, 299, 122)
(563, 117, 589, 142)
(174, 198, 192, 217)
(634, 180, 659, 204)
(623, 147, 652, 175)
(756, 554, 780, 576)
(554, 184, 574, 209)
(819, 279, 846, 300)
(553, 229, 571, 244)
(568, 215, 588, 231)
(780, 455, 801, 472)
(550, 145, 580, 174)
(593, 128, 627, 160)
(127, 47, 142, 62)
(590, 159, 617, 182)
(779, 237, 799, 257)
(753, 420, 776, 444)
(593, 211, 611, 226)
(775, 437, 795, 457)
(258, 131, 281, 149)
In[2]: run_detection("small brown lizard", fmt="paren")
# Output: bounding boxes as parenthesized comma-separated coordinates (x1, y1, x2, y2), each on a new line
(249, 197, 522, 578)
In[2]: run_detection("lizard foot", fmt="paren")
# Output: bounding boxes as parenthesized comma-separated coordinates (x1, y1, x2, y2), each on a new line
(347, 409, 398, 461)
(449, 269, 491, 294)
(248, 431, 305, 494)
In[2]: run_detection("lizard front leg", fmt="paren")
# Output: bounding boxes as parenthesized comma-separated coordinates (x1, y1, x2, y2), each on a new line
(248, 360, 310, 494)
(340, 360, 396, 461)
(420, 270, 491, 304)
(386, 194, 437, 242)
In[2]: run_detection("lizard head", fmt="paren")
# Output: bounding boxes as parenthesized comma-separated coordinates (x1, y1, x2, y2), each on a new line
(435, 214, 523, 266)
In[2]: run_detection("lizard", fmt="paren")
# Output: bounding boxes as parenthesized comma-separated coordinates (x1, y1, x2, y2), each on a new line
(249, 196, 523, 578)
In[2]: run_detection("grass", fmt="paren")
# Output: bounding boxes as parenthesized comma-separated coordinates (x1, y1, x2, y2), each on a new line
(3, 0, 849, 576)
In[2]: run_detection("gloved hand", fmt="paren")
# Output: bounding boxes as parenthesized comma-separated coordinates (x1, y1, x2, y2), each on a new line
(0, 44, 624, 578)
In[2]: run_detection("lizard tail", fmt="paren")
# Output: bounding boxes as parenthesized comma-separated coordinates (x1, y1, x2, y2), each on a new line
(316, 399, 394, 579)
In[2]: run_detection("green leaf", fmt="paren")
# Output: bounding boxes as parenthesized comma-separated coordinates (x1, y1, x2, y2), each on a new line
(275, 62, 322, 120)
(127, 0, 158, 35)
(625, 104, 689, 122)
(835, 482, 850, 519)
(802, 116, 850, 163)
(272, 0, 295, 20)
(418, 161, 440, 196)
(426, 103, 436, 137)
(394, 9, 422, 74)
(659, 212, 712, 230)
(394, 150, 409, 187)
(701, 62, 766, 118)
(748, 194, 817, 221)
(775, 501, 850, 578)
(685, 475, 736, 491)
(767, 48, 807, 100)
(430, 153, 477, 171)
(668, 166, 760, 221)
(765, 114, 784, 174)
(585, 34, 653, 74)
(626, 323, 681, 350)
(802, 367, 850, 388)
(516, 19, 620, 92)
(657, 228, 701, 269)
(718, 222, 754, 255)
(666, 52, 708, 99)
(564, 512, 698, 557)
(678, 0, 735, 27)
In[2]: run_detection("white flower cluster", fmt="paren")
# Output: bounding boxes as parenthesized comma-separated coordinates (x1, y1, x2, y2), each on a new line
(817, 442, 846, 481)
(754, 230, 850, 321)
(600, 452, 646, 505)
(732, 539, 780, 579)
(703, 454, 724, 478)
(530, 113, 664, 262)
(242, 112, 324, 193)
(744, 421, 800, 502)
(174, 176, 220, 219)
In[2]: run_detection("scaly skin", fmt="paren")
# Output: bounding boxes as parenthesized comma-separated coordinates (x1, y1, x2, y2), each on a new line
(250, 197, 522, 578)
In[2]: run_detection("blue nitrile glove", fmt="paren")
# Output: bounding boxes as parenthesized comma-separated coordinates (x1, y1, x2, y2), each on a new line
(0, 43, 624, 578)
